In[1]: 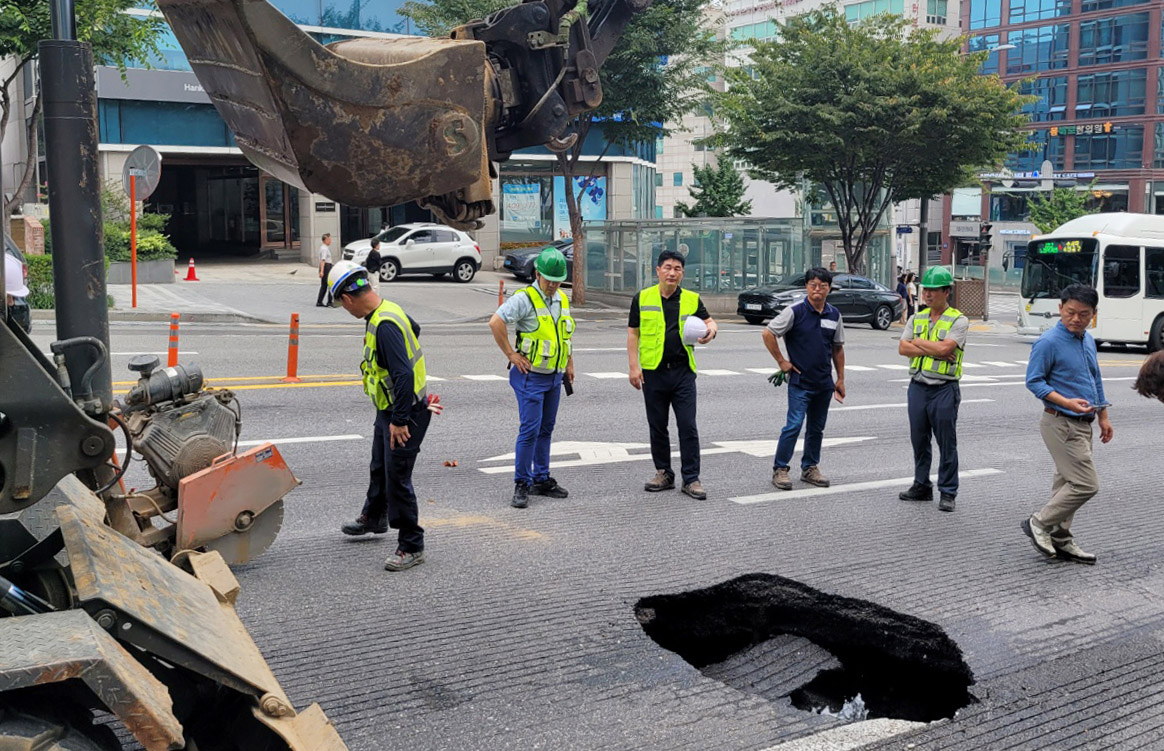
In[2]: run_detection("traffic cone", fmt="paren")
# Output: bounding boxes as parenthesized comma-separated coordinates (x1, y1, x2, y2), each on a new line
(183, 257, 199, 282)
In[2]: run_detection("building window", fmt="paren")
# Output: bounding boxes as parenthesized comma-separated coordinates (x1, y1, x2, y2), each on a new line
(729, 20, 778, 41)
(969, 34, 1001, 75)
(1078, 12, 1149, 66)
(673, 172, 683, 186)
(1020, 76, 1068, 121)
(990, 193, 1030, 222)
(968, 0, 1002, 29)
(656, 137, 664, 154)
(926, 0, 947, 24)
(1158, 67, 1164, 114)
(1006, 24, 1070, 74)
(654, 173, 663, 187)
(845, 0, 905, 23)
(1154, 123, 1164, 167)
(1006, 129, 1067, 171)
(1075, 68, 1146, 118)
(1074, 126, 1144, 169)
(655, 205, 664, 219)
(1008, 0, 1071, 24)
(1081, 0, 1148, 12)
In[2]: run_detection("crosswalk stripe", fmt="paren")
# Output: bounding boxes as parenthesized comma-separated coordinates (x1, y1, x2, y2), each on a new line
(585, 372, 627, 379)
(698, 369, 741, 376)
(877, 364, 910, 370)
(961, 363, 984, 368)
(845, 365, 877, 371)
(729, 468, 1004, 504)
(462, 374, 506, 381)
(426, 376, 447, 381)
(982, 361, 1019, 367)
(745, 368, 773, 374)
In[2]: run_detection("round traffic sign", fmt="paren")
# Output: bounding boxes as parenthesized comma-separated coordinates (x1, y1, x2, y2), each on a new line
(122, 145, 163, 200)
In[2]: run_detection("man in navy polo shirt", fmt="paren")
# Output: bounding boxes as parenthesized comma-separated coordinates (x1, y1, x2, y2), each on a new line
(762, 267, 846, 490)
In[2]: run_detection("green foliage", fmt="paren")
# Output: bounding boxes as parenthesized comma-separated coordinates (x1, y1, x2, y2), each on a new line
(1025, 186, 1098, 234)
(714, 8, 1033, 274)
(676, 159, 752, 217)
(0, 0, 164, 71)
(100, 181, 177, 262)
(24, 255, 55, 310)
(399, 0, 512, 35)
(41, 218, 51, 255)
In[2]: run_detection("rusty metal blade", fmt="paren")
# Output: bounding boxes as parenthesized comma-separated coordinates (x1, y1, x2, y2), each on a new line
(204, 499, 283, 565)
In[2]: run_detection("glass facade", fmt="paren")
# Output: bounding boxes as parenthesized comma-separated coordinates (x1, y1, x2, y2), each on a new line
(1077, 12, 1150, 66)
(1006, 24, 1070, 74)
(1006, 129, 1067, 171)
(969, 0, 1002, 29)
(1075, 68, 1147, 118)
(1020, 76, 1068, 121)
(1080, 0, 1148, 11)
(1008, 0, 1071, 24)
(844, 0, 905, 22)
(969, 34, 1002, 74)
(1073, 127, 1145, 169)
(730, 20, 777, 41)
(99, 100, 234, 147)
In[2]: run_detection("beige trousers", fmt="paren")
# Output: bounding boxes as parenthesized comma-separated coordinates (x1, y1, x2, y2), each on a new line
(1034, 410, 1099, 535)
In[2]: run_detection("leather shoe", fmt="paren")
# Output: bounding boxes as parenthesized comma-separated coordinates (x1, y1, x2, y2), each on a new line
(1053, 538, 1097, 564)
(681, 480, 707, 500)
(531, 477, 568, 499)
(938, 493, 956, 512)
(1021, 516, 1056, 557)
(899, 483, 933, 502)
(511, 482, 530, 509)
(341, 514, 387, 536)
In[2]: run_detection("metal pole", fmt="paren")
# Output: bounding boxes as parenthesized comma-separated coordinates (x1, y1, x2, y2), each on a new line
(41, 36, 111, 409)
(50, 0, 77, 40)
(917, 196, 929, 279)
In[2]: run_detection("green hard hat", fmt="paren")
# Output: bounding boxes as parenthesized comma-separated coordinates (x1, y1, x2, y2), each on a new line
(535, 247, 568, 282)
(921, 266, 954, 289)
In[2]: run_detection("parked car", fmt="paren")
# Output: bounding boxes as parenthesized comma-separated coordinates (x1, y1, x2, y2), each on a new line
(737, 272, 904, 330)
(4, 234, 31, 333)
(503, 238, 574, 282)
(342, 223, 481, 283)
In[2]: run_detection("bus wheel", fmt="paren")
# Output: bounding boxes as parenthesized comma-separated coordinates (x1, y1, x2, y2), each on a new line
(1149, 316, 1164, 353)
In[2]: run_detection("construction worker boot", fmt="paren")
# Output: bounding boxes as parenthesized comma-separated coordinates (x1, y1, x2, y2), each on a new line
(682, 481, 707, 500)
(772, 467, 792, 490)
(384, 549, 425, 571)
(898, 483, 933, 502)
(341, 514, 388, 536)
(801, 466, 830, 488)
(511, 482, 530, 509)
(644, 470, 676, 492)
(531, 477, 568, 499)
(938, 493, 956, 512)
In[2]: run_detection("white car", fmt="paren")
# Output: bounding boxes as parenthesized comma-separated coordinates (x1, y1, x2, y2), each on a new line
(342, 223, 482, 283)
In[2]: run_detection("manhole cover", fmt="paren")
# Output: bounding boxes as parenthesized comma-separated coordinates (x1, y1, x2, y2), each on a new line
(634, 573, 975, 722)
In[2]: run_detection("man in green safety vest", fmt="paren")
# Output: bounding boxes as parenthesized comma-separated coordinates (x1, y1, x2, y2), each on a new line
(489, 247, 576, 508)
(329, 260, 432, 571)
(627, 249, 718, 500)
(897, 266, 968, 513)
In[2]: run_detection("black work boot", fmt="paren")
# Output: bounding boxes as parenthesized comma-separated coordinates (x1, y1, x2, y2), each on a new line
(938, 493, 956, 512)
(531, 477, 569, 499)
(341, 514, 388, 536)
(511, 482, 530, 509)
(898, 483, 934, 502)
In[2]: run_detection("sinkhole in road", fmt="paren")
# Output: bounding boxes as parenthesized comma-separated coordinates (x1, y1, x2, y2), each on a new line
(634, 573, 975, 723)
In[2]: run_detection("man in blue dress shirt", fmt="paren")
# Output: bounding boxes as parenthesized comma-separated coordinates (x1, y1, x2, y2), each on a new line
(1022, 284, 1114, 564)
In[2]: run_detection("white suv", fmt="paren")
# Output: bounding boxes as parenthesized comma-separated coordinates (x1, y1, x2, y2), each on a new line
(342, 223, 481, 283)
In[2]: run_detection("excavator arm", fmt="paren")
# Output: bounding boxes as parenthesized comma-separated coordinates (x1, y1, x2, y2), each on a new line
(155, 0, 653, 228)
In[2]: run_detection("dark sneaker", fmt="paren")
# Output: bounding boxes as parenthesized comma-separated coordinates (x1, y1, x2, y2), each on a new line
(511, 482, 530, 509)
(898, 483, 933, 502)
(681, 480, 707, 500)
(772, 467, 792, 490)
(801, 466, 830, 488)
(1053, 538, 1097, 564)
(938, 493, 956, 512)
(1021, 516, 1056, 557)
(531, 477, 569, 499)
(384, 549, 425, 571)
(644, 470, 676, 492)
(341, 514, 388, 536)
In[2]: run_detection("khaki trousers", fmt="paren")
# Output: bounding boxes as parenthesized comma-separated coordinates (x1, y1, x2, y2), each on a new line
(1034, 411, 1099, 535)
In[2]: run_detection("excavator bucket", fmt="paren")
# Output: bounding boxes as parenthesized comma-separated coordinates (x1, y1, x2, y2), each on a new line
(155, 0, 492, 224)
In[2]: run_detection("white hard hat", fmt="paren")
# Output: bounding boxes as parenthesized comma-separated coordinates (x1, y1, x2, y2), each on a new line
(682, 316, 708, 345)
(327, 260, 369, 306)
(4, 253, 28, 298)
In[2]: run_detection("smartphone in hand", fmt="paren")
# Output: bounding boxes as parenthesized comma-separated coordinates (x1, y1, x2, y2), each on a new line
(565, 381, 574, 396)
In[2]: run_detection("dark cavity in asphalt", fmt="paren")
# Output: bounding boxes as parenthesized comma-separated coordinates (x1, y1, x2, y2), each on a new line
(634, 573, 975, 722)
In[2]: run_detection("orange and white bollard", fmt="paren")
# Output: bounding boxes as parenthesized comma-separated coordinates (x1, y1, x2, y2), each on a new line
(281, 313, 302, 383)
(167, 312, 180, 367)
(498, 279, 505, 306)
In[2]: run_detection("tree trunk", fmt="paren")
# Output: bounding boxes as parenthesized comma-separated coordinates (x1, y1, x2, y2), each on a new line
(4, 94, 42, 226)
(559, 152, 586, 306)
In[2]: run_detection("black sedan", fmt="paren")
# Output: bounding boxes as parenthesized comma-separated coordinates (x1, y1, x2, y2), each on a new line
(737, 273, 904, 330)
(503, 238, 574, 282)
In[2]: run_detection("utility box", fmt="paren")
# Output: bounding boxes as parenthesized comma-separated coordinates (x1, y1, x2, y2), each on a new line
(953, 279, 986, 319)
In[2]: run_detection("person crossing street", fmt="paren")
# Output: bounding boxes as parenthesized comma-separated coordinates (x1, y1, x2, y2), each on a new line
(489, 247, 576, 508)
(897, 266, 968, 512)
(627, 249, 717, 500)
(763, 267, 846, 491)
(331, 260, 433, 571)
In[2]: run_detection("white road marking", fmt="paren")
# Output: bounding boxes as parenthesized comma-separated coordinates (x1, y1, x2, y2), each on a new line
(831, 398, 993, 412)
(573, 347, 629, 352)
(845, 365, 877, 371)
(729, 468, 1005, 504)
(111, 351, 199, 356)
(427, 376, 447, 381)
(876, 364, 910, 370)
(462, 374, 506, 381)
(698, 369, 741, 376)
(237, 434, 363, 447)
(585, 371, 628, 379)
(960, 363, 984, 368)
(746, 368, 774, 374)
(982, 361, 1019, 367)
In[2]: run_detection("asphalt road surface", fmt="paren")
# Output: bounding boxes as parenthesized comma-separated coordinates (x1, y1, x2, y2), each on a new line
(27, 282, 1164, 750)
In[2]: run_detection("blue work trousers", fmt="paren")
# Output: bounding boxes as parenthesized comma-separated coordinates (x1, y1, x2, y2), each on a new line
(510, 368, 564, 485)
(774, 384, 834, 471)
(907, 380, 961, 495)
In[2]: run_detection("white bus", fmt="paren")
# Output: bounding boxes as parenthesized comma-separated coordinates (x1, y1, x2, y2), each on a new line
(1018, 213, 1164, 351)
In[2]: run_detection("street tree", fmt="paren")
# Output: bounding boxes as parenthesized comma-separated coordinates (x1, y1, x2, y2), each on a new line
(714, 8, 1031, 275)
(675, 158, 752, 217)
(0, 0, 163, 233)
(401, 0, 724, 302)
(1025, 185, 1097, 234)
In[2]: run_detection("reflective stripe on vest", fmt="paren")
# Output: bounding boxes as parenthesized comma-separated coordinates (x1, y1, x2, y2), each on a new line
(362, 300, 428, 410)
(515, 286, 575, 374)
(637, 285, 698, 372)
(909, 307, 964, 381)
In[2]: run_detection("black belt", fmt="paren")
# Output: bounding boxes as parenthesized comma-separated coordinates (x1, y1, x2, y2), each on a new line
(1045, 407, 1095, 423)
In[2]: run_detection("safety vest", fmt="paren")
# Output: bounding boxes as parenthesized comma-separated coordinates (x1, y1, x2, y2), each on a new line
(910, 307, 964, 381)
(362, 300, 427, 410)
(637, 285, 699, 372)
(515, 286, 575, 374)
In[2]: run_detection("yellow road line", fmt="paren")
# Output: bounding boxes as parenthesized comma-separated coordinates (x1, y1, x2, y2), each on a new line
(112, 380, 362, 396)
(112, 373, 358, 386)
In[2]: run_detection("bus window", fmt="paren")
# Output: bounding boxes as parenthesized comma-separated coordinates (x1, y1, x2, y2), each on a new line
(1103, 245, 1140, 299)
(1022, 237, 1099, 300)
(1146, 247, 1164, 299)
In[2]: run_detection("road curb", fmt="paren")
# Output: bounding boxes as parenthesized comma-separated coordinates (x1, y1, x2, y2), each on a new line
(32, 309, 268, 324)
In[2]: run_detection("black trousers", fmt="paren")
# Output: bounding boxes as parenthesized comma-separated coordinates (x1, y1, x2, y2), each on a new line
(907, 379, 960, 496)
(317, 262, 333, 306)
(361, 404, 431, 552)
(642, 364, 700, 484)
